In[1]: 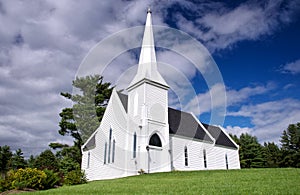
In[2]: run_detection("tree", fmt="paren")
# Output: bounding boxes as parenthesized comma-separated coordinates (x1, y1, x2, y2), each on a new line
(27, 155, 36, 168)
(235, 133, 265, 168)
(0, 145, 13, 178)
(11, 149, 27, 170)
(280, 122, 300, 167)
(262, 142, 280, 168)
(55, 75, 112, 164)
(34, 150, 59, 171)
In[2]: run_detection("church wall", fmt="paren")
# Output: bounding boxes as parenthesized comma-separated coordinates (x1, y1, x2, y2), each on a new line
(82, 90, 128, 181)
(170, 136, 240, 171)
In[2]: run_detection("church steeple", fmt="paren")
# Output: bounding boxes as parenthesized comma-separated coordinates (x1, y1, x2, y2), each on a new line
(128, 8, 168, 90)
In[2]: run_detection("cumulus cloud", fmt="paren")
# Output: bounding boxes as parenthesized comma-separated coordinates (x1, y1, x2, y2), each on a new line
(173, 0, 300, 51)
(280, 59, 300, 74)
(227, 98, 300, 143)
(183, 83, 274, 116)
(225, 126, 254, 137)
(0, 0, 299, 157)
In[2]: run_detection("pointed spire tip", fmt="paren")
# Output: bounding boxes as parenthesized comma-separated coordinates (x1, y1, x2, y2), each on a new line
(147, 7, 151, 13)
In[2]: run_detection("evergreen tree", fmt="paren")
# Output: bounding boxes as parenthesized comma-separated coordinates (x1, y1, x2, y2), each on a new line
(27, 155, 36, 168)
(263, 142, 280, 168)
(238, 133, 265, 168)
(34, 149, 59, 171)
(0, 145, 13, 178)
(11, 149, 27, 170)
(55, 75, 112, 164)
(280, 122, 300, 167)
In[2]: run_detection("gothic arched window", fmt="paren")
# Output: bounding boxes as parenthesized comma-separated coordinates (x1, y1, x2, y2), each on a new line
(149, 133, 162, 147)
(184, 146, 188, 166)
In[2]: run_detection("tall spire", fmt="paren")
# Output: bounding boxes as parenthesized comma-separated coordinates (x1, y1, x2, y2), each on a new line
(128, 8, 168, 90)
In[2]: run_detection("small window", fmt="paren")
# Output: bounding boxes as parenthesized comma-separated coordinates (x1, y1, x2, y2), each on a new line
(225, 154, 228, 170)
(108, 128, 112, 163)
(203, 149, 207, 168)
(133, 132, 137, 158)
(112, 139, 116, 163)
(149, 133, 162, 147)
(184, 146, 188, 166)
(87, 152, 90, 169)
(104, 142, 107, 164)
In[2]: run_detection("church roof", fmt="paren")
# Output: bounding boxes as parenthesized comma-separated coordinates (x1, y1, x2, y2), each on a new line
(202, 123, 238, 149)
(117, 91, 128, 111)
(168, 107, 213, 143)
(116, 92, 236, 148)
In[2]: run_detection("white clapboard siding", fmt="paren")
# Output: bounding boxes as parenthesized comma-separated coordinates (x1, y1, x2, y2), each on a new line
(170, 135, 240, 171)
(82, 89, 129, 181)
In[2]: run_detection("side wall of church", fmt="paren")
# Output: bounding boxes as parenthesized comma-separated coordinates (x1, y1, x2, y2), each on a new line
(170, 135, 240, 171)
(82, 90, 128, 181)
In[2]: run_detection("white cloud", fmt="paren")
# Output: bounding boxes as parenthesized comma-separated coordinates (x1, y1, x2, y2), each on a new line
(228, 98, 300, 143)
(0, 0, 299, 157)
(281, 59, 300, 74)
(225, 126, 253, 137)
(183, 83, 274, 116)
(174, 0, 300, 52)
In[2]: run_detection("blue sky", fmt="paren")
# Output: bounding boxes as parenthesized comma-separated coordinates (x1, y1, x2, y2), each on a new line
(0, 0, 299, 157)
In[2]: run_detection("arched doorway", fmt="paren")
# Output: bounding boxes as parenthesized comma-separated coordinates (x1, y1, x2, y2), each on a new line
(147, 133, 163, 173)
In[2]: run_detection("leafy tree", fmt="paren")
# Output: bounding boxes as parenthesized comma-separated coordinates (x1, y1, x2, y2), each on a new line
(34, 150, 59, 171)
(0, 145, 13, 178)
(11, 149, 27, 170)
(54, 75, 112, 164)
(280, 122, 300, 167)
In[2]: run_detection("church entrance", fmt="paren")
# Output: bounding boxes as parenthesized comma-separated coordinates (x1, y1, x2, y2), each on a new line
(147, 133, 162, 173)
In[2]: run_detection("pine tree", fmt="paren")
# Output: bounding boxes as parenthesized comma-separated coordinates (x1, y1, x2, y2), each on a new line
(11, 148, 27, 170)
(0, 145, 13, 178)
(238, 133, 265, 168)
(53, 75, 112, 165)
(280, 122, 300, 167)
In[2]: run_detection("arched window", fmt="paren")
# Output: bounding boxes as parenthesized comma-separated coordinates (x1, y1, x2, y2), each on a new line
(225, 154, 228, 169)
(108, 128, 112, 163)
(104, 142, 107, 164)
(133, 132, 137, 158)
(149, 133, 162, 147)
(87, 152, 90, 169)
(203, 149, 207, 168)
(184, 146, 188, 166)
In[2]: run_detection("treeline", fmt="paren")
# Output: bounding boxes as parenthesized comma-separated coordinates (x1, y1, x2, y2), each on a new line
(0, 75, 112, 193)
(0, 145, 86, 192)
(230, 122, 300, 168)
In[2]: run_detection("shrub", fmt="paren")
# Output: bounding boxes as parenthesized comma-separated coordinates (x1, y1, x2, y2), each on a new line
(42, 169, 61, 189)
(10, 168, 46, 190)
(0, 177, 13, 192)
(63, 169, 87, 186)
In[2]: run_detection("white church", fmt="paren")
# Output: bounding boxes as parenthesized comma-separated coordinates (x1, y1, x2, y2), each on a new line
(81, 9, 240, 181)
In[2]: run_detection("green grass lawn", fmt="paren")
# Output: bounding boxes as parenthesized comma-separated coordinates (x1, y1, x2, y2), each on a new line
(32, 168, 299, 195)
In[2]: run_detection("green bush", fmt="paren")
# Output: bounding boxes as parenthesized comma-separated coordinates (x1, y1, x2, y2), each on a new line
(42, 169, 61, 189)
(0, 177, 13, 192)
(63, 169, 87, 186)
(9, 168, 46, 190)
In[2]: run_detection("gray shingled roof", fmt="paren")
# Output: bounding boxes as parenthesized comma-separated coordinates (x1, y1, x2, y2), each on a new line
(168, 107, 213, 143)
(116, 93, 237, 148)
(117, 91, 128, 111)
(202, 123, 238, 149)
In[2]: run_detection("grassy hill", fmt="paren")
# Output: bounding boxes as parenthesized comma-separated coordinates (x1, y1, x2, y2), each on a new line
(32, 168, 299, 194)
